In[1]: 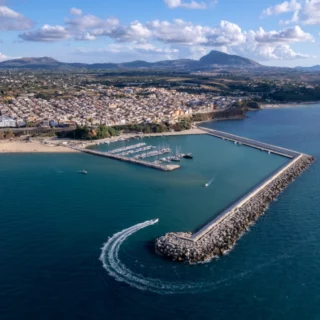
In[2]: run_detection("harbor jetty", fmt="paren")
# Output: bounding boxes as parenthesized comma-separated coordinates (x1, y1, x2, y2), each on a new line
(155, 131, 315, 263)
(70, 146, 180, 172)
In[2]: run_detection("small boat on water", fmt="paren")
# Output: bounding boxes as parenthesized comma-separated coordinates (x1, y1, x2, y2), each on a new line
(79, 170, 88, 174)
(183, 153, 193, 159)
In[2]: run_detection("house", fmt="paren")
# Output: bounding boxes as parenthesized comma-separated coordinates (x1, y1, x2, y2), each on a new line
(0, 116, 16, 128)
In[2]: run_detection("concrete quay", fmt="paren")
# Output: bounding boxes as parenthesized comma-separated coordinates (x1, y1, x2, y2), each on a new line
(155, 150, 315, 263)
(70, 146, 180, 172)
(200, 127, 300, 158)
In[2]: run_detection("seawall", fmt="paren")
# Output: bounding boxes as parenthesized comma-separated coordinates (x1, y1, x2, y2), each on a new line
(155, 154, 315, 263)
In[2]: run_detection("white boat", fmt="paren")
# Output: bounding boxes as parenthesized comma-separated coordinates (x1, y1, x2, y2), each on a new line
(79, 170, 87, 174)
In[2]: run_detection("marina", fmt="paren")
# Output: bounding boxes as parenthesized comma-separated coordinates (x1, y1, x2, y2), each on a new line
(69, 136, 199, 171)
(70, 146, 180, 171)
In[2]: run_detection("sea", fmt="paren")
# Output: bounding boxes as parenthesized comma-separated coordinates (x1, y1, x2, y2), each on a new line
(0, 105, 319, 320)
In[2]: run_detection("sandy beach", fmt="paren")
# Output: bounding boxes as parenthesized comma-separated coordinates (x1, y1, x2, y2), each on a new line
(0, 128, 206, 153)
(0, 141, 77, 153)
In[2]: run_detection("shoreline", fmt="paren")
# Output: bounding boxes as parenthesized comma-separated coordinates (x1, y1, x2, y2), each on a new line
(83, 127, 206, 148)
(0, 128, 206, 153)
(0, 141, 78, 153)
(193, 115, 246, 125)
(261, 101, 320, 109)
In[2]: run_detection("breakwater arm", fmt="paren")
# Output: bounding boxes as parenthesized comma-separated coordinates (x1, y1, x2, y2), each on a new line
(155, 151, 315, 263)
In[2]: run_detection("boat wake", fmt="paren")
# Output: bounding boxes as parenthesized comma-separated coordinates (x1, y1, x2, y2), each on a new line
(99, 219, 295, 295)
(100, 219, 221, 294)
(205, 176, 216, 188)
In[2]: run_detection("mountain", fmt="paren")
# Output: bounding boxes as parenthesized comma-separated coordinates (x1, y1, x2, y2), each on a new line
(0, 51, 261, 71)
(295, 65, 320, 72)
(199, 50, 260, 67)
(0, 57, 62, 68)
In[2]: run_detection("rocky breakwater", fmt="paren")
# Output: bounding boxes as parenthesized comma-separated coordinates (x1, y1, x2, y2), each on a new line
(155, 154, 315, 263)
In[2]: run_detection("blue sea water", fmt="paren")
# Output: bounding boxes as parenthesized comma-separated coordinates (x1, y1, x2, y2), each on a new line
(0, 105, 319, 320)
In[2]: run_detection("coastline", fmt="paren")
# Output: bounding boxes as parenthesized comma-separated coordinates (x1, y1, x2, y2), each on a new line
(84, 127, 206, 148)
(261, 101, 320, 109)
(0, 128, 205, 153)
(194, 115, 246, 125)
(0, 141, 78, 153)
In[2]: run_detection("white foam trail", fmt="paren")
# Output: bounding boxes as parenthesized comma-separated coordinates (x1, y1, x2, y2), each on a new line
(205, 176, 215, 188)
(99, 219, 298, 294)
(100, 219, 223, 294)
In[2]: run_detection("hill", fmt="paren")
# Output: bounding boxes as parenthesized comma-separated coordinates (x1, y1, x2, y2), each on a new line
(295, 65, 320, 72)
(0, 51, 261, 71)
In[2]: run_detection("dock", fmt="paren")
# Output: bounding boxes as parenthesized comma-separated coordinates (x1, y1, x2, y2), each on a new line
(70, 146, 180, 171)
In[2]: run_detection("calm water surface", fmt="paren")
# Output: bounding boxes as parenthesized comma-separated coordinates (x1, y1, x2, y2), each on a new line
(0, 105, 319, 320)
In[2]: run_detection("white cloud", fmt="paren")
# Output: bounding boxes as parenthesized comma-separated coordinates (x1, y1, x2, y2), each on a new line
(254, 25, 314, 44)
(74, 32, 96, 41)
(0, 52, 20, 61)
(16, 7, 314, 63)
(69, 8, 83, 16)
(263, 0, 320, 25)
(0, 52, 8, 61)
(233, 30, 312, 61)
(66, 14, 119, 30)
(19, 25, 70, 42)
(300, 0, 320, 24)
(262, 0, 301, 16)
(92, 20, 152, 42)
(0, 5, 32, 30)
(164, 0, 207, 9)
(75, 43, 180, 62)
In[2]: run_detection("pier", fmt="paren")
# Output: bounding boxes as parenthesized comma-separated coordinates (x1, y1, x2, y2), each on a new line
(118, 145, 154, 156)
(71, 146, 180, 171)
(134, 148, 171, 159)
(109, 143, 146, 154)
(200, 127, 300, 158)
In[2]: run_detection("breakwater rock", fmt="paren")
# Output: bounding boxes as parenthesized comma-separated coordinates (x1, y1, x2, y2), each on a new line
(155, 154, 315, 263)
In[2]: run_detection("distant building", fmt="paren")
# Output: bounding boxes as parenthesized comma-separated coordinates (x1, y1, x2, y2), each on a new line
(50, 120, 59, 127)
(41, 120, 50, 128)
(17, 119, 26, 127)
(0, 116, 16, 128)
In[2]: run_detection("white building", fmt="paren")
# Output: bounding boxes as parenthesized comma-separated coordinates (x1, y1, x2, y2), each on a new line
(0, 116, 16, 128)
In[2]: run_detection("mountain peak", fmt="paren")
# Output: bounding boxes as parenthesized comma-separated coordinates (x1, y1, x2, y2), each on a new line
(199, 50, 260, 67)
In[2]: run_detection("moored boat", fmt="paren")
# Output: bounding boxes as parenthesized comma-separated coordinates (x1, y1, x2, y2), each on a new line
(183, 153, 193, 159)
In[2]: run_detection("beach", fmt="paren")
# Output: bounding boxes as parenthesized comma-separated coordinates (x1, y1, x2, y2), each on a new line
(0, 141, 77, 153)
(0, 128, 205, 153)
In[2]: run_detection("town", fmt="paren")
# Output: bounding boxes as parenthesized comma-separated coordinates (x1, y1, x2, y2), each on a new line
(0, 71, 244, 129)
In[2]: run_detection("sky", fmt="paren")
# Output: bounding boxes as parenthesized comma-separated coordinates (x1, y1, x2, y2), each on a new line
(0, 0, 320, 67)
